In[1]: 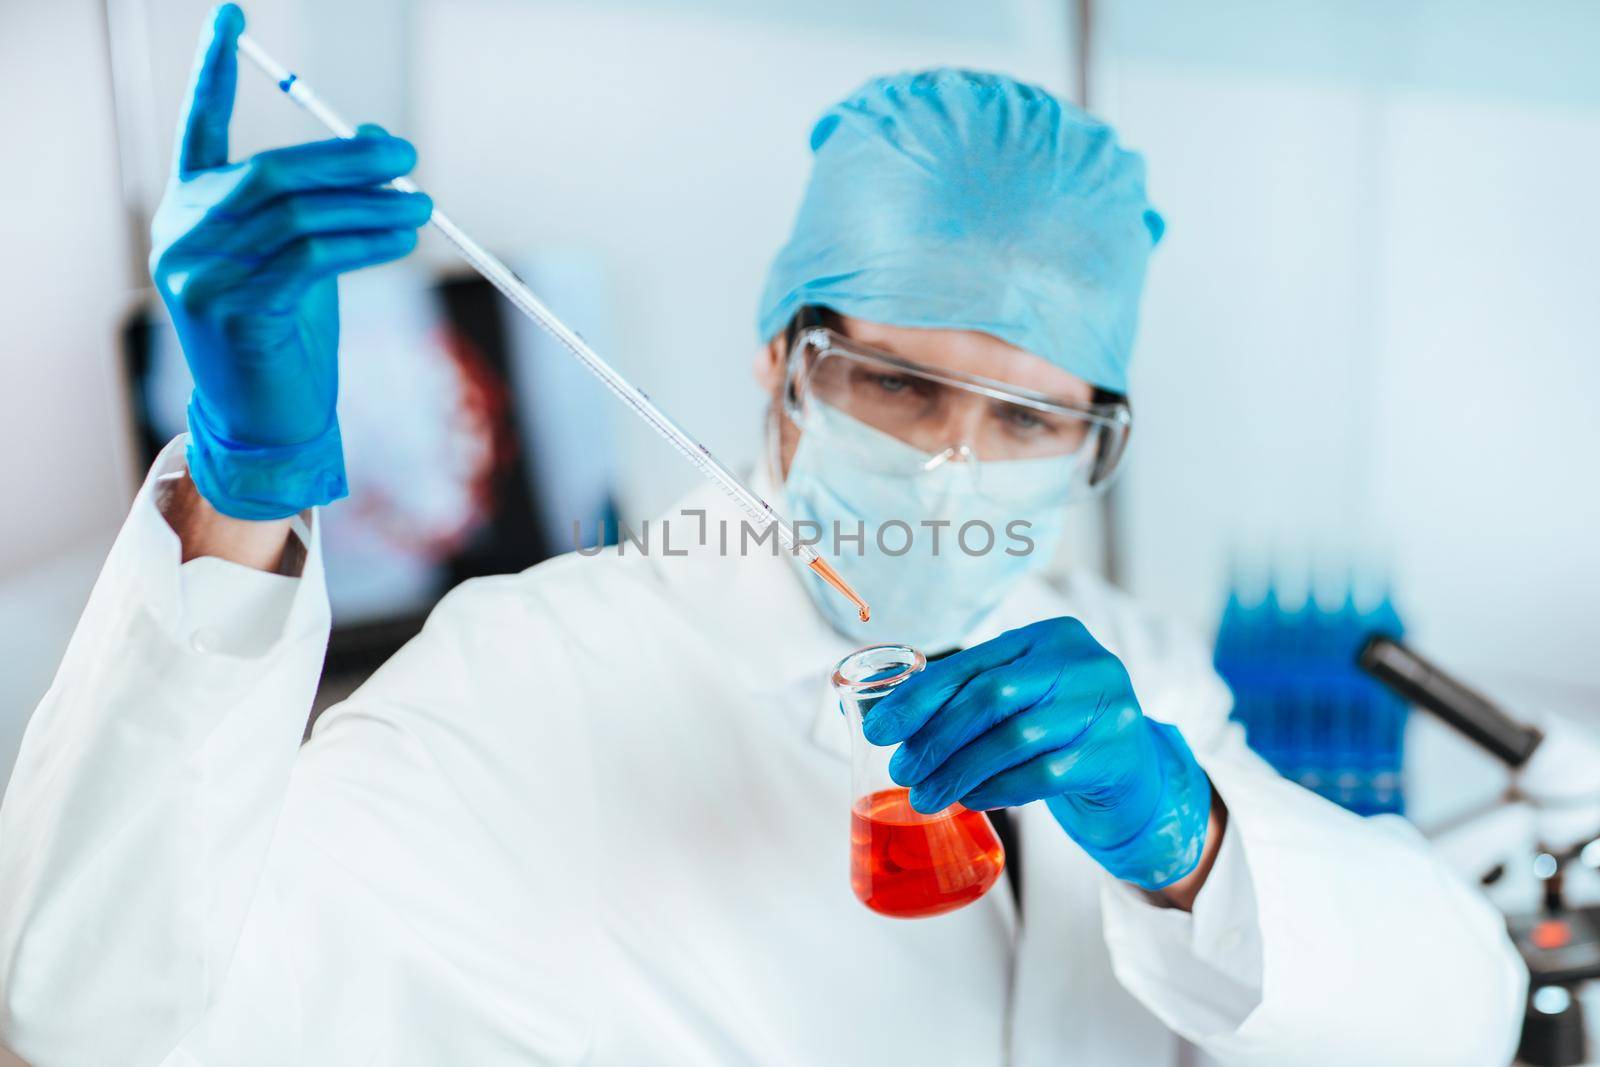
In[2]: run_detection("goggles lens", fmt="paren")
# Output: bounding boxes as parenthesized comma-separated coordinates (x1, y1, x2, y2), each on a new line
(785, 328, 1129, 490)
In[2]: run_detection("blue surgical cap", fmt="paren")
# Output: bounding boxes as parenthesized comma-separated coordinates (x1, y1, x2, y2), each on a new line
(757, 69, 1163, 394)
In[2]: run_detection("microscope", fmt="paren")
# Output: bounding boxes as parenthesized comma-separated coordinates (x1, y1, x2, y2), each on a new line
(1360, 636, 1600, 1067)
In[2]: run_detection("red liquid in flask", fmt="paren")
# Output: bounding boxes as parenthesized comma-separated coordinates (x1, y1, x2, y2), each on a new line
(850, 787, 1005, 919)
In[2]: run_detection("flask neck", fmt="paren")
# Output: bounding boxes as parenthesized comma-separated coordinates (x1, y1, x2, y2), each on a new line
(832, 644, 926, 802)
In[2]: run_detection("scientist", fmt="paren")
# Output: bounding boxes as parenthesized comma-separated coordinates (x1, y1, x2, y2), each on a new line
(0, 6, 1524, 1066)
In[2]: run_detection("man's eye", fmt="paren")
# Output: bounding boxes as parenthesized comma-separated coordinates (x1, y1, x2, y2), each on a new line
(1000, 406, 1051, 433)
(873, 374, 913, 394)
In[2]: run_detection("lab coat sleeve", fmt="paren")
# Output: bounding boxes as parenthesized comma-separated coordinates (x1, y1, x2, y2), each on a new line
(1098, 618, 1527, 1067)
(0, 437, 329, 1067)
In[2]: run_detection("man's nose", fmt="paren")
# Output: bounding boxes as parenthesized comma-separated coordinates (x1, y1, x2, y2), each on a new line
(924, 396, 986, 458)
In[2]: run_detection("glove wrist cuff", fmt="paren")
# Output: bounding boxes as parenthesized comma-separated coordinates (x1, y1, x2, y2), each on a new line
(185, 400, 348, 520)
(1080, 721, 1212, 891)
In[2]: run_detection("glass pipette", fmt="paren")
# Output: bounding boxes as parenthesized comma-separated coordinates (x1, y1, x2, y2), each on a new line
(234, 33, 869, 623)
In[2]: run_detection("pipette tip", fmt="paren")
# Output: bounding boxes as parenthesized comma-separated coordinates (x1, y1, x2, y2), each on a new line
(807, 556, 871, 623)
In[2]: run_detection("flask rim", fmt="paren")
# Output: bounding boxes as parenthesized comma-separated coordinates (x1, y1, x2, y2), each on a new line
(831, 644, 927, 695)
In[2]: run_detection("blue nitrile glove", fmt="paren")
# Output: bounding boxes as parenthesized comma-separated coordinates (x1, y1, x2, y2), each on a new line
(864, 617, 1213, 891)
(148, 4, 432, 519)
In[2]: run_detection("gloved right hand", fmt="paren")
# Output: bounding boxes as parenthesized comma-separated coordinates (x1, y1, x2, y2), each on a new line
(864, 616, 1214, 892)
(149, 4, 433, 520)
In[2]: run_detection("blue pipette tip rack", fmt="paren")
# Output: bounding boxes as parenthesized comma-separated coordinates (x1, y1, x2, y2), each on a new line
(1213, 568, 1408, 816)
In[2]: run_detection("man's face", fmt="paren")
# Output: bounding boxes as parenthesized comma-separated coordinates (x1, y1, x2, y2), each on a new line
(755, 315, 1096, 479)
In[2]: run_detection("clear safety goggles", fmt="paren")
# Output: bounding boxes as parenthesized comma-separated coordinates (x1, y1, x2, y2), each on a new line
(783, 326, 1132, 492)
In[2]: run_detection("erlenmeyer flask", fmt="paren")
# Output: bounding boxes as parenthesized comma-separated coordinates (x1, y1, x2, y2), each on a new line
(832, 645, 1005, 919)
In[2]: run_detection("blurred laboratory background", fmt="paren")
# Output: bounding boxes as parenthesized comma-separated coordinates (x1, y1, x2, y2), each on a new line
(1, 0, 1597, 836)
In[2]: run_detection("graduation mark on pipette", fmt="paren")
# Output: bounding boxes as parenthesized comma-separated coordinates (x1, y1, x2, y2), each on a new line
(234, 32, 870, 624)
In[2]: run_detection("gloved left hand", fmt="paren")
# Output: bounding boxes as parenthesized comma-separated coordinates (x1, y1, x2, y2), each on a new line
(864, 616, 1213, 891)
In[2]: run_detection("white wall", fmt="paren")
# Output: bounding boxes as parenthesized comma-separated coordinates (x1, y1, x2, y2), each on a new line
(0, 0, 137, 575)
(1096, 0, 1600, 709)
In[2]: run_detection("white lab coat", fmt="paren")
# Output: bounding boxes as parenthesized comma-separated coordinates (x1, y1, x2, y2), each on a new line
(0, 437, 1525, 1067)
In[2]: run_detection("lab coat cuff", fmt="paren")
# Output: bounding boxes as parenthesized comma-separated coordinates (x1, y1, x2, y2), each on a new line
(126, 435, 329, 659)
(1100, 779, 1265, 1037)
(1130, 753, 1527, 1062)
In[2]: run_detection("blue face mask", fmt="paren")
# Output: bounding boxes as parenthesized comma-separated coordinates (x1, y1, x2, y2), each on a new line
(780, 404, 1084, 651)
